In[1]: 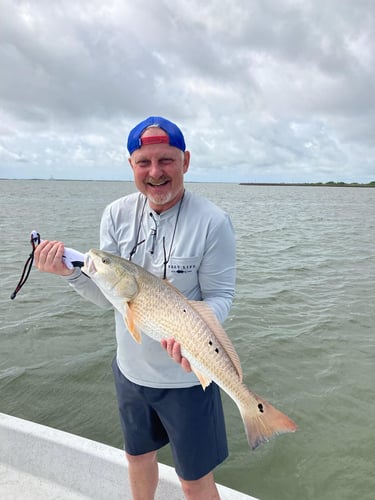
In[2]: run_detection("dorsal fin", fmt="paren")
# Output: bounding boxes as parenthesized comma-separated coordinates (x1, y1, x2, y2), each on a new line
(162, 280, 243, 381)
(188, 300, 243, 382)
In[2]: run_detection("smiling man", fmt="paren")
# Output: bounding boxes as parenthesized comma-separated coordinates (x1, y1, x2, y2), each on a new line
(128, 117, 190, 211)
(34, 116, 236, 500)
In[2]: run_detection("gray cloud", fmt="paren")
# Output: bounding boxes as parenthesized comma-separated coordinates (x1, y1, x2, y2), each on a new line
(0, 0, 374, 182)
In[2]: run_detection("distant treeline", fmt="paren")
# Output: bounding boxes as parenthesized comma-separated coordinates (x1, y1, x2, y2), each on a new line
(240, 181, 375, 187)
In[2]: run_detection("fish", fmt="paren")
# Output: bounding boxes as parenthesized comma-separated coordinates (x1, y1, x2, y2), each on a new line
(83, 249, 297, 449)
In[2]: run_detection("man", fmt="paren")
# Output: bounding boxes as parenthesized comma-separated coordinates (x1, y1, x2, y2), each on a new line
(35, 116, 236, 500)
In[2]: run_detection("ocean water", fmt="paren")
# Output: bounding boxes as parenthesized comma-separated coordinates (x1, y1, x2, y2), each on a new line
(1, 179, 375, 500)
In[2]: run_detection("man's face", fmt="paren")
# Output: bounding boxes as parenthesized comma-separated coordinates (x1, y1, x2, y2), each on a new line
(128, 128, 190, 212)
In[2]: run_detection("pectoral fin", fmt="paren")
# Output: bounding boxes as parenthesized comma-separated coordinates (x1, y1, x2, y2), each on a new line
(124, 303, 142, 344)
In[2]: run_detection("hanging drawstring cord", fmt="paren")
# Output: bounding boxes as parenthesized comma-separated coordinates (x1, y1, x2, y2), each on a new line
(10, 232, 40, 300)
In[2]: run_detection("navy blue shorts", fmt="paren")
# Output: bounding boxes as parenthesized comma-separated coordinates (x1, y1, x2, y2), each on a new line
(112, 358, 228, 480)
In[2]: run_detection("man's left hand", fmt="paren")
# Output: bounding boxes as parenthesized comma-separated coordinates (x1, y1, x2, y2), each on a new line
(161, 338, 192, 373)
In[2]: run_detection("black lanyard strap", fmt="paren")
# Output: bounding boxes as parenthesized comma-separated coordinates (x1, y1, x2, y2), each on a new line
(10, 232, 40, 300)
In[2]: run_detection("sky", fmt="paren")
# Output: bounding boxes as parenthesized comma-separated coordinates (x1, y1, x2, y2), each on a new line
(0, 0, 374, 183)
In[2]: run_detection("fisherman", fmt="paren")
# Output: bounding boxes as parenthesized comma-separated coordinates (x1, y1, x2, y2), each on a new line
(34, 116, 236, 500)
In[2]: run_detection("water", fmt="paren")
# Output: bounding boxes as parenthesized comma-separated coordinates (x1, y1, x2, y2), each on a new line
(1, 179, 375, 500)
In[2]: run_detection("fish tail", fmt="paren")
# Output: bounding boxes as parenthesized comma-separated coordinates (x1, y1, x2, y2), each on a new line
(239, 394, 298, 450)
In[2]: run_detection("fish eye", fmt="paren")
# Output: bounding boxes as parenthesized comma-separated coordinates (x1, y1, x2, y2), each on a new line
(101, 257, 110, 264)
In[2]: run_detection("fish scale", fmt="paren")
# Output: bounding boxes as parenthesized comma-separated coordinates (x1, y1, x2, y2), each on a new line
(127, 270, 243, 392)
(84, 249, 298, 449)
(133, 296, 239, 388)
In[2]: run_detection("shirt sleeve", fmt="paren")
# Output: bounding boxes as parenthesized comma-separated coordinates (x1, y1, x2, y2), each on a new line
(65, 267, 113, 309)
(99, 203, 120, 254)
(199, 212, 236, 324)
(62, 204, 116, 310)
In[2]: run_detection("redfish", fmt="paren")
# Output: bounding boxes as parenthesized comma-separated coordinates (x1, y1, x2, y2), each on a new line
(84, 249, 297, 449)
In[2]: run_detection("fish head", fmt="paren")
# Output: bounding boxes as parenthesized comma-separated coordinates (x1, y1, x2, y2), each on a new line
(84, 249, 139, 301)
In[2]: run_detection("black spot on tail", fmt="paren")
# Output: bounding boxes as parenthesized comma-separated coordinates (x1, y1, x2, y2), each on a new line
(258, 403, 264, 413)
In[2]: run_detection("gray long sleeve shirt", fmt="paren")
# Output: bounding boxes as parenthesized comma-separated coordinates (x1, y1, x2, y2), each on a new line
(67, 190, 236, 388)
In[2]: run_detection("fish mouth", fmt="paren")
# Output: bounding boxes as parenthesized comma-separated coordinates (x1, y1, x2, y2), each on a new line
(83, 253, 97, 275)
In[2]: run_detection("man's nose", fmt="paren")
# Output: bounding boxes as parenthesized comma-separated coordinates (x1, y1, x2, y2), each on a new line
(148, 160, 163, 177)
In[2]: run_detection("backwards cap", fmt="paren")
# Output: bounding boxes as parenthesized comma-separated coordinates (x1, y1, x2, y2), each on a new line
(127, 116, 186, 154)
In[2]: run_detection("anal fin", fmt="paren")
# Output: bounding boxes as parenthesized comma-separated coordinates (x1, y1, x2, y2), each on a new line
(192, 368, 212, 391)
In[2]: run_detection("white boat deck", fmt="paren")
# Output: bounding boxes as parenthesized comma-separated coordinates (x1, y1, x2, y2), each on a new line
(0, 413, 257, 499)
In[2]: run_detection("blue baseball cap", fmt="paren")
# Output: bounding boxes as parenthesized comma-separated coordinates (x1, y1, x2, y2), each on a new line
(127, 116, 186, 154)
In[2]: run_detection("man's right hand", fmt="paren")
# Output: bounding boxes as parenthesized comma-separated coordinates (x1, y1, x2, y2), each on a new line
(34, 240, 74, 276)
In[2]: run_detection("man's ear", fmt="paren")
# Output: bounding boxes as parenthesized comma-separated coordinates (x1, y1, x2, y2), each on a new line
(183, 151, 190, 173)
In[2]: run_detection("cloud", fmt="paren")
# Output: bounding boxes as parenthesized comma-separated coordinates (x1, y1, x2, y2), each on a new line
(0, 0, 374, 182)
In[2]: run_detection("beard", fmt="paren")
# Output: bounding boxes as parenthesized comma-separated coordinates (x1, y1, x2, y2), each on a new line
(144, 176, 181, 208)
(146, 189, 175, 207)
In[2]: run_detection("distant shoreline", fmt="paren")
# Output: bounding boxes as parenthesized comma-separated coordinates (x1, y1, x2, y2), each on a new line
(1, 178, 374, 187)
(240, 182, 375, 188)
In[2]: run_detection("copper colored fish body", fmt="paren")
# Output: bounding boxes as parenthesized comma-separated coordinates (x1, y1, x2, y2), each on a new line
(84, 249, 297, 449)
